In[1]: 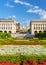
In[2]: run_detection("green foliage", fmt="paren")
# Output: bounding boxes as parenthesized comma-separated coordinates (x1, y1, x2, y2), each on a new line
(35, 32, 46, 39)
(0, 54, 46, 63)
(0, 32, 12, 39)
(0, 37, 46, 45)
(0, 36, 46, 45)
(27, 28, 31, 33)
(43, 44, 46, 48)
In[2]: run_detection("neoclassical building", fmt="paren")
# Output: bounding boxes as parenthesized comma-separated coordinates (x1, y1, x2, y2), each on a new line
(0, 18, 16, 33)
(30, 20, 46, 34)
(16, 23, 20, 32)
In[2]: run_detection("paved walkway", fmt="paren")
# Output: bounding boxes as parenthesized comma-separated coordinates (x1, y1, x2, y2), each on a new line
(14, 40, 29, 41)
(11, 33, 34, 38)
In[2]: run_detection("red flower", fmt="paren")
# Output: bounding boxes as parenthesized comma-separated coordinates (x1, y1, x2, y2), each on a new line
(22, 59, 37, 65)
(38, 60, 46, 65)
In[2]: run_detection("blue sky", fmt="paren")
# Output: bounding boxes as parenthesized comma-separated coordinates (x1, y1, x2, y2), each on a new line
(0, 0, 46, 26)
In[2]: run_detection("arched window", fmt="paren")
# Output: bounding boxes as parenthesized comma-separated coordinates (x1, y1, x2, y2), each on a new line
(34, 31, 37, 34)
(4, 31, 7, 33)
(39, 31, 42, 33)
(0, 31, 2, 32)
(9, 31, 11, 33)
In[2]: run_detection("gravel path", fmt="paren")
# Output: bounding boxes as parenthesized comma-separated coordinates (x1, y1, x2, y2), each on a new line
(14, 40, 29, 41)
(0, 45, 46, 54)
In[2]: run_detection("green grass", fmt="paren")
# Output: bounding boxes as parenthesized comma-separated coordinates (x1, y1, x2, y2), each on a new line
(43, 44, 46, 48)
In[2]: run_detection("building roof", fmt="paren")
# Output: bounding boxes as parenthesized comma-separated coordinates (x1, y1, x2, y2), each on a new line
(0, 18, 14, 22)
(31, 19, 46, 22)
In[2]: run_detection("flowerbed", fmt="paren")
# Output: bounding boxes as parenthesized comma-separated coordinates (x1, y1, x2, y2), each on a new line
(0, 37, 46, 45)
(0, 61, 19, 65)
(21, 59, 46, 65)
(0, 54, 46, 63)
(0, 54, 46, 65)
(0, 45, 46, 54)
(0, 59, 46, 65)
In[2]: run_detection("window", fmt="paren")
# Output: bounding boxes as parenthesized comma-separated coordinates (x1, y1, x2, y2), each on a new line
(38, 24, 40, 26)
(4, 27, 5, 29)
(43, 27, 44, 30)
(38, 27, 40, 30)
(2, 27, 3, 29)
(43, 24, 44, 26)
(2, 24, 3, 26)
(41, 24, 42, 27)
(6, 27, 7, 29)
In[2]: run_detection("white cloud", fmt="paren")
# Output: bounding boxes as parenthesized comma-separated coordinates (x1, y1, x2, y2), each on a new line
(27, 9, 43, 13)
(8, 15, 16, 18)
(14, 0, 32, 6)
(27, 8, 46, 19)
(34, 6, 39, 9)
(12, 15, 16, 18)
(14, 0, 46, 19)
(41, 14, 46, 19)
(5, 2, 14, 8)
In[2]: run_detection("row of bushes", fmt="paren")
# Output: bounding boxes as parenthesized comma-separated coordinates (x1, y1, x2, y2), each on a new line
(0, 54, 46, 63)
(0, 54, 46, 65)
(0, 32, 12, 39)
(35, 32, 46, 39)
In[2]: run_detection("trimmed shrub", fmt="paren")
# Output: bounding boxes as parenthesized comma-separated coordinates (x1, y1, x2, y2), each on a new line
(0, 32, 12, 39)
(35, 32, 46, 39)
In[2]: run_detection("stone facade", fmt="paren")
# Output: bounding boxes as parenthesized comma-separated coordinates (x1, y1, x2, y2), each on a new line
(0, 19, 16, 33)
(30, 20, 46, 34)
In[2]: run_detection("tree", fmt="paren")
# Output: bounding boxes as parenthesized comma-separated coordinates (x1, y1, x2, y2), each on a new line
(35, 32, 46, 39)
(0, 32, 12, 39)
(27, 29, 30, 33)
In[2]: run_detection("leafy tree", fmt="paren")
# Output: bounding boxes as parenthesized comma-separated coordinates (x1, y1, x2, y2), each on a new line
(27, 29, 30, 33)
(35, 32, 46, 39)
(0, 32, 12, 39)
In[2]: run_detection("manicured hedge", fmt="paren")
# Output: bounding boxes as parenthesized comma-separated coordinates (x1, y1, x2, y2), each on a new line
(35, 32, 46, 39)
(0, 54, 46, 65)
(0, 32, 12, 39)
(0, 54, 46, 63)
